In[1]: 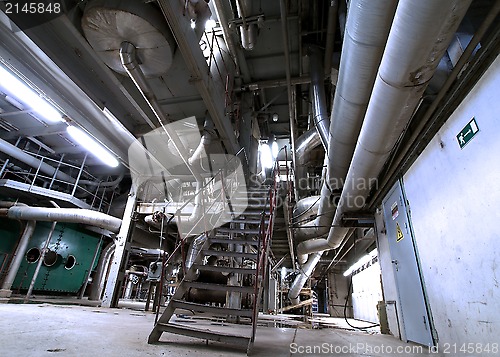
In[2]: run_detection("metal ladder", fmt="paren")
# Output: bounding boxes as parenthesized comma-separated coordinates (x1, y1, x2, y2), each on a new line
(147, 185, 274, 354)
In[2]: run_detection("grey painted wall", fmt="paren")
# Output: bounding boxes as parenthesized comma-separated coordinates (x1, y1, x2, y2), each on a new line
(400, 55, 500, 346)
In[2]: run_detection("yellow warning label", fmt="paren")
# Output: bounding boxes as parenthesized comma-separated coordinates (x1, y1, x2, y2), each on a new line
(396, 222, 404, 242)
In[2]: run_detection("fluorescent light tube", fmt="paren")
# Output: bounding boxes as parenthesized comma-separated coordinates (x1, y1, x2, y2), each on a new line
(67, 126, 119, 168)
(343, 249, 378, 277)
(0, 65, 63, 123)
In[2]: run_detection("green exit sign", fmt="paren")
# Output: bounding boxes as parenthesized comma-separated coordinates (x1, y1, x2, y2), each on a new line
(457, 118, 479, 149)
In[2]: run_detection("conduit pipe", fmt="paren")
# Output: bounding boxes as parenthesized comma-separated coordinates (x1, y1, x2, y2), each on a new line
(0, 202, 36, 298)
(296, 0, 473, 262)
(4, 206, 122, 233)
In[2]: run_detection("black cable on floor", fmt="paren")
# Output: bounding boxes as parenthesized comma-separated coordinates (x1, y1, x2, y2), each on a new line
(343, 276, 380, 330)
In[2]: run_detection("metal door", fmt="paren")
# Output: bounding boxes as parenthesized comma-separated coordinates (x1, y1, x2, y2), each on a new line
(382, 180, 434, 346)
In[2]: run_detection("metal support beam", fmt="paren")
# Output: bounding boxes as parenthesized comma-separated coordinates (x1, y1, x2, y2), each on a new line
(157, 0, 240, 155)
(101, 189, 136, 307)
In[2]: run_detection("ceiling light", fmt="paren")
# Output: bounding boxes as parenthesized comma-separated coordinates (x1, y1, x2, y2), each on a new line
(205, 19, 216, 30)
(0, 65, 63, 123)
(67, 126, 119, 168)
(272, 113, 279, 122)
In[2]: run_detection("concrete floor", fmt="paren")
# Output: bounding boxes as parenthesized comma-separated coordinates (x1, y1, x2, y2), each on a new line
(0, 303, 440, 357)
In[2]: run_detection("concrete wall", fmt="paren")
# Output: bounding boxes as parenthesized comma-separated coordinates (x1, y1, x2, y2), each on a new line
(401, 55, 500, 345)
(352, 260, 382, 323)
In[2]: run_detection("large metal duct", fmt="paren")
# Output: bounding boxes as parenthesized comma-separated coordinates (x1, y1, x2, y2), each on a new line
(4, 206, 122, 233)
(294, 128, 321, 197)
(327, 0, 399, 189)
(81, 0, 175, 77)
(293, 0, 398, 244)
(292, 0, 473, 297)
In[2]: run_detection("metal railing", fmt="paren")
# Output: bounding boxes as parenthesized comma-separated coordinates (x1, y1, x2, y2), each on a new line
(0, 152, 118, 213)
(250, 146, 291, 342)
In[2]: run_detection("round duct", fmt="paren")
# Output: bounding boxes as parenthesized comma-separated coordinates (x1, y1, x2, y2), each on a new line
(82, 0, 175, 77)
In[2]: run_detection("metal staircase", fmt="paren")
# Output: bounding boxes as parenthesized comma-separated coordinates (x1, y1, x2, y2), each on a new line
(147, 184, 277, 354)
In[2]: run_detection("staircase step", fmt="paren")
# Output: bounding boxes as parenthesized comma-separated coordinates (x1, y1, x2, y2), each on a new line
(203, 250, 258, 259)
(192, 264, 256, 275)
(209, 237, 259, 245)
(184, 281, 255, 294)
(171, 300, 254, 317)
(156, 322, 250, 345)
(217, 227, 261, 235)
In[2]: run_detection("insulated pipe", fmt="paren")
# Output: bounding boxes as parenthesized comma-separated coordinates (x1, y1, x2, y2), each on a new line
(89, 242, 116, 301)
(292, 195, 320, 220)
(0, 219, 36, 297)
(297, 0, 473, 261)
(327, 0, 399, 188)
(293, 0, 399, 243)
(309, 46, 330, 150)
(119, 41, 203, 184)
(5, 206, 122, 233)
(294, 128, 322, 197)
(288, 252, 322, 305)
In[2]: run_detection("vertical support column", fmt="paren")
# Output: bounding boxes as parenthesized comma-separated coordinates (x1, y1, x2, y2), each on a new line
(101, 189, 136, 307)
